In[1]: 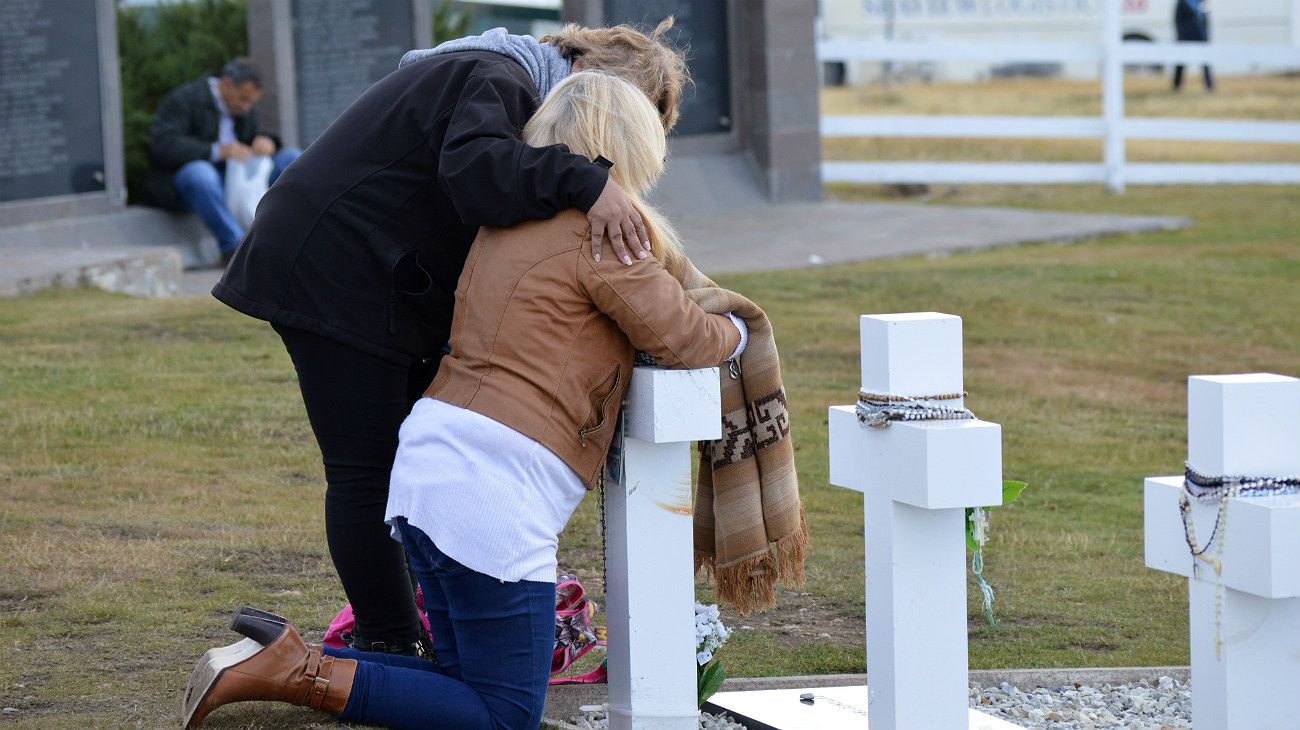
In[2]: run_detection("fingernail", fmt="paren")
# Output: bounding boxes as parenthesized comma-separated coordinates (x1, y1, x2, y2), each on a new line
(622, 256, 632, 265)
(637, 250, 648, 260)
(594, 253, 601, 262)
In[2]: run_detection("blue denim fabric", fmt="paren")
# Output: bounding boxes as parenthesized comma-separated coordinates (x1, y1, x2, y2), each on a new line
(173, 148, 300, 256)
(333, 518, 555, 730)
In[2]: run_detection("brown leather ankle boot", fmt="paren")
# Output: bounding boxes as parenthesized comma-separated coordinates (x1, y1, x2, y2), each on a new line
(182, 611, 357, 728)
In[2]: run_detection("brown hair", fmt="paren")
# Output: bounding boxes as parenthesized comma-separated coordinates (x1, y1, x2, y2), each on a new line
(542, 18, 689, 132)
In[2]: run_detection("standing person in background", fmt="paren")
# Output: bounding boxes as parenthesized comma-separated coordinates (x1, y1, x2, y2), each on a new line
(1173, 0, 1213, 91)
(210, 21, 687, 660)
(141, 58, 301, 263)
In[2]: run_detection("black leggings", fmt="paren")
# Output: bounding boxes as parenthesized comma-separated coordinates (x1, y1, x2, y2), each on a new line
(274, 323, 441, 645)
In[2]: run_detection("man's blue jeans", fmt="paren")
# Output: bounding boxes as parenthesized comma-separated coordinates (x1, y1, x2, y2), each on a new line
(324, 518, 556, 730)
(172, 148, 300, 256)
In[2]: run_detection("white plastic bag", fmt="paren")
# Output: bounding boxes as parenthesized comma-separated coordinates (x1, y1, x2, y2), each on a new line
(224, 155, 273, 230)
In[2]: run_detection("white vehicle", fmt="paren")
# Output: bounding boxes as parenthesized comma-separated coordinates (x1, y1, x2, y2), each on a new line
(819, 0, 1299, 81)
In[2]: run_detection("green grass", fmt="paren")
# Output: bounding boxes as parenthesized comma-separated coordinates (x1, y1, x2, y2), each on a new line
(6, 69, 1300, 723)
(2, 183, 1297, 726)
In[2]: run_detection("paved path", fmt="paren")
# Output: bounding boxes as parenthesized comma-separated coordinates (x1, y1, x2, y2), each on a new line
(4, 201, 1190, 299)
(677, 201, 1188, 275)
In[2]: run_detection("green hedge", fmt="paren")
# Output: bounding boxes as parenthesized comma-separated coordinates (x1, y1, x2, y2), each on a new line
(117, 0, 248, 204)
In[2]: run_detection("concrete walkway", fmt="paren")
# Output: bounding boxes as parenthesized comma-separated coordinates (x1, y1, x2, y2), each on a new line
(3, 201, 1190, 298)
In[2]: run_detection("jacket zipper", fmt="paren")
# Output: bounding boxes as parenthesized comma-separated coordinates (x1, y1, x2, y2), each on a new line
(578, 366, 622, 447)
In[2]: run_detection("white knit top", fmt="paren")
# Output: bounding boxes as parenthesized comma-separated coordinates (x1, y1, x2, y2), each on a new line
(386, 318, 747, 584)
(385, 397, 588, 584)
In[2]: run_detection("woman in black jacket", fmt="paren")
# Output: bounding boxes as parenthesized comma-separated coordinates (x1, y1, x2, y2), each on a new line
(212, 21, 686, 656)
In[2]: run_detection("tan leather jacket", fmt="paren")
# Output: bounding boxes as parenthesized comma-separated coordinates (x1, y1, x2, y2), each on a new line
(426, 209, 741, 485)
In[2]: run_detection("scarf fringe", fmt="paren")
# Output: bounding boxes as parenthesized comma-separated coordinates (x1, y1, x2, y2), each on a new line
(694, 504, 809, 615)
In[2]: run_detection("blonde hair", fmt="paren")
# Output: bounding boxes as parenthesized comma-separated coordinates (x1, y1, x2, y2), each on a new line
(542, 18, 689, 133)
(524, 71, 684, 268)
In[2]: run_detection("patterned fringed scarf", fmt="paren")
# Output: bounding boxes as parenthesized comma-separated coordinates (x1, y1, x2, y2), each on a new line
(665, 256, 808, 614)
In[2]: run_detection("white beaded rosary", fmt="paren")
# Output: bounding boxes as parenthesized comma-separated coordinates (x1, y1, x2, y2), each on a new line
(855, 389, 995, 622)
(1179, 462, 1300, 659)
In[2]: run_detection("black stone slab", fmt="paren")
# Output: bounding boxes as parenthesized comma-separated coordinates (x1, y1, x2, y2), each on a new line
(292, 0, 414, 145)
(605, 0, 730, 136)
(0, 0, 106, 203)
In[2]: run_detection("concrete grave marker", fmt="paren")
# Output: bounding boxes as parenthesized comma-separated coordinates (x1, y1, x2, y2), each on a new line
(1144, 373, 1300, 730)
(827, 313, 1006, 730)
(603, 366, 721, 730)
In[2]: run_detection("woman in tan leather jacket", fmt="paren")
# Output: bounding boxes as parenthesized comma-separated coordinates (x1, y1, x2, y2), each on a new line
(184, 71, 744, 730)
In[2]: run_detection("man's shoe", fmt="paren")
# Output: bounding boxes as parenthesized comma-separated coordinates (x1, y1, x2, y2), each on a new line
(181, 608, 356, 728)
(345, 627, 434, 660)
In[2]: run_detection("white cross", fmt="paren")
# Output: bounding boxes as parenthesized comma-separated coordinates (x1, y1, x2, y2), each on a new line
(604, 366, 721, 730)
(828, 313, 1005, 730)
(1144, 373, 1300, 730)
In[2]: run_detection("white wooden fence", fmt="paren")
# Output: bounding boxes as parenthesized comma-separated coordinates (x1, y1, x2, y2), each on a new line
(817, 0, 1300, 192)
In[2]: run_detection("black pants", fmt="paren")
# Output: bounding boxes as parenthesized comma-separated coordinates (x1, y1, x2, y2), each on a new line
(1173, 64, 1213, 90)
(274, 323, 441, 646)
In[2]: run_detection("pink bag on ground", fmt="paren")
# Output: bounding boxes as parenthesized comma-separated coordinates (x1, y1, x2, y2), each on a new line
(322, 586, 434, 649)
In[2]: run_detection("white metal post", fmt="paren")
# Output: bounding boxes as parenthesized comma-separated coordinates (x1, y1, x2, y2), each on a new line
(1143, 374, 1300, 730)
(1102, 0, 1126, 193)
(604, 367, 721, 730)
(828, 313, 1003, 730)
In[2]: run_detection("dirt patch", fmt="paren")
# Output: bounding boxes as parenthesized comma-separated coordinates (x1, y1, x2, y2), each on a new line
(723, 590, 864, 648)
(0, 590, 49, 611)
(205, 547, 330, 578)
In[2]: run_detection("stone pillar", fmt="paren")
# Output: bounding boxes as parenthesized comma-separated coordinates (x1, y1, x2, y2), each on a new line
(603, 366, 721, 730)
(0, 0, 125, 227)
(247, 0, 432, 149)
(1144, 373, 1300, 730)
(828, 313, 1003, 730)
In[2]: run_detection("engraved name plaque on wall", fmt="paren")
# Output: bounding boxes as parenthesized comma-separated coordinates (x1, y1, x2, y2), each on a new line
(292, 0, 414, 145)
(0, 0, 107, 203)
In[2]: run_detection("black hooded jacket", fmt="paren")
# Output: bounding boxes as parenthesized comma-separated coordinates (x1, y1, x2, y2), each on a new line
(212, 51, 608, 365)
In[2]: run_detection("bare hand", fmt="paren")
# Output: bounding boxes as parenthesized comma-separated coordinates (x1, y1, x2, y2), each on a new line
(587, 178, 650, 265)
(250, 135, 276, 156)
(219, 141, 253, 162)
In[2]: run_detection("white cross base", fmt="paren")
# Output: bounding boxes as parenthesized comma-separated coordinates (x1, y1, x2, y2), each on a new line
(604, 366, 721, 730)
(1143, 373, 1300, 730)
(828, 313, 1003, 730)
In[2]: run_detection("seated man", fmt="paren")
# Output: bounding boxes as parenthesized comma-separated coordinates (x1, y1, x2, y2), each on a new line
(141, 58, 300, 264)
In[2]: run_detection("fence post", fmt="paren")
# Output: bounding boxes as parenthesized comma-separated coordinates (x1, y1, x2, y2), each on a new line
(827, 313, 1003, 730)
(1143, 374, 1300, 729)
(603, 366, 722, 730)
(1293, 0, 1300, 50)
(1102, 0, 1126, 193)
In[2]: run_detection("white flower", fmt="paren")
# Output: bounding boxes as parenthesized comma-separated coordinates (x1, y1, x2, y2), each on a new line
(693, 602, 730, 660)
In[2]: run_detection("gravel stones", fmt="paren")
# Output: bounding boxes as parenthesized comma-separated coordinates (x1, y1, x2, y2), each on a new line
(569, 705, 747, 730)
(566, 676, 1193, 730)
(970, 676, 1192, 729)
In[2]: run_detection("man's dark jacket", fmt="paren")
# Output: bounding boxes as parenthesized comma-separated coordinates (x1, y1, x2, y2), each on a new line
(213, 51, 609, 365)
(142, 76, 263, 210)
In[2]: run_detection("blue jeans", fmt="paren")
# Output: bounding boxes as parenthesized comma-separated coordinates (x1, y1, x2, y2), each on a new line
(172, 147, 300, 256)
(325, 518, 555, 730)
